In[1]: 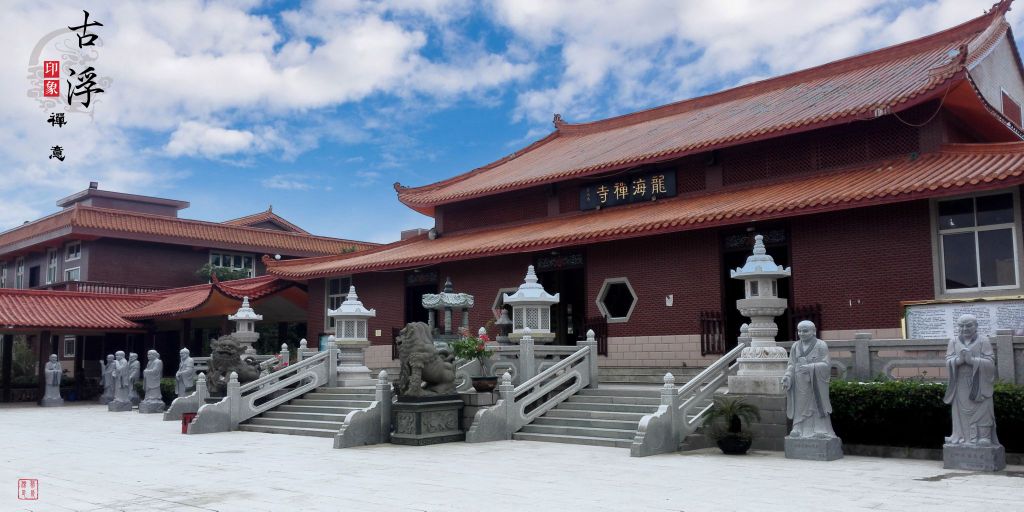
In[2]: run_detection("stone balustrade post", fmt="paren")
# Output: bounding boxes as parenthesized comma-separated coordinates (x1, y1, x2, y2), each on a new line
(499, 372, 516, 435)
(577, 329, 599, 389)
(327, 346, 339, 387)
(660, 372, 679, 432)
(377, 370, 392, 442)
(280, 343, 290, 365)
(853, 332, 872, 381)
(519, 329, 536, 383)
(297, 339, 308, 361)
(227, 371, 241, 428)
(195, 372, 208, 403)
(994, 329, 1014, 383)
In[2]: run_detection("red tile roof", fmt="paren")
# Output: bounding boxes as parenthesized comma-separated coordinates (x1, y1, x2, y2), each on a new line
(0, 290, 153, 330)
(269, 142, 1024, 279)
(124, 275, 293, 320)
(396, 3, 1014, 213)
(0, 205, 376, 257)
(223, 208, 310, 234)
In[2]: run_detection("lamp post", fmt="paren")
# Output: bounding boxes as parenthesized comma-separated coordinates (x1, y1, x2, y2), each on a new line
(726, 234, 791, 395)
(228, 296, 261, 354)
(503, 265, 559, 344)
(328, 285, 376, 387)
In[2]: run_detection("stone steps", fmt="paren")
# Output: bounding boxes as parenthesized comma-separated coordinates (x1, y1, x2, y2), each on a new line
(238, 387, 376, 438)
(518, 423, 636, 440)
(511, 386, 662, 449)
(565, 394, 662, 406)
(512, 432, 632, 449)
(555, 401, 659, 414)
(599, 367, 704, 384)
(532, 416, 639, 430)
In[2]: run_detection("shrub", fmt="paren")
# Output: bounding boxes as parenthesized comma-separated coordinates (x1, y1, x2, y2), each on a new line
(134, 377, 179, 405)
(830, 380, 1024, 453)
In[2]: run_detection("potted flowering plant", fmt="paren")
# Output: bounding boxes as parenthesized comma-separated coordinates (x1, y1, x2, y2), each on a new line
(450, 328, 496, 392)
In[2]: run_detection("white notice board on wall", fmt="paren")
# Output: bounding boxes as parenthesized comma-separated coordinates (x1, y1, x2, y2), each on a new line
(903, 298, 1024, 340)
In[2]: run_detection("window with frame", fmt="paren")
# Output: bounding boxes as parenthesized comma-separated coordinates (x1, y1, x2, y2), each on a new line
(209, 251, 255, 277)
(326, 277, 351, 329)
(46, 249, 58, 284)
(15, 258, 24, 288)
(937, 191, 1019, 292)
(65, 241, 81, 261)
(64, 267, 81, 282)
(63, 335, 76, 358)
(0, 262, 6, 288)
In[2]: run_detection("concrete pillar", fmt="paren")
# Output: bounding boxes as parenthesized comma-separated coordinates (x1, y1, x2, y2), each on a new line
(73, 335, 84, 400)
(1, 334, 13, 402)
(36, 330, 51, 403)
(181, 319, 192, 350)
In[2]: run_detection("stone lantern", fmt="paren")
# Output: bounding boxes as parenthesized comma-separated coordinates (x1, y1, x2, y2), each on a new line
(727, 234, 791, 395)
(422, 277, 474, 343)
(495, 308, 513, 344)
(228, 296, 261, 353)
(503, 265, 559, 344)
(328, 285, 376, 387)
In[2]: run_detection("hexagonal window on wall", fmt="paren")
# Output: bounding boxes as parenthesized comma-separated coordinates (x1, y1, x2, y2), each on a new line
(596, 278, 638, 323)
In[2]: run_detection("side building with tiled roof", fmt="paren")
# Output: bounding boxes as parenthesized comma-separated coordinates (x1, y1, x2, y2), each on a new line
(266, 2, 1024, 373)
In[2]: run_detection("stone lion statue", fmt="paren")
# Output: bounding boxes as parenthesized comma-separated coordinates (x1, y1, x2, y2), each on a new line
(206, 335, 261, 396)
(396, 322, 456, 397)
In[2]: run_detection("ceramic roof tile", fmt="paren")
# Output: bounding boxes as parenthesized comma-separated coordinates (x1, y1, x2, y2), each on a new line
(124, 275, 290, 320)
(0, 290, 154, 330)
(396, 6, 1011, 210)
(269, 142, 1024, 279)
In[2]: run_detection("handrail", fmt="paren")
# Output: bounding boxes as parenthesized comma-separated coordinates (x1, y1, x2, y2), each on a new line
(514, 346, 587, 395)
(240, 349, 328, 392)
(675, 342, 746, 398)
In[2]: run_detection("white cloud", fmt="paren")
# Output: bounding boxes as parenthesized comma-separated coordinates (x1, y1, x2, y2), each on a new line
(261, 174, 315, 191)
(165, 122, 255, 158)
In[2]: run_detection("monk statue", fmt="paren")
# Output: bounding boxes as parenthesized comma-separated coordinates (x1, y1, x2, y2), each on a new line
(98, 354, 115, 404)
(176, 348, 195, 397)
(41, 354, 64, 407)
(128, 352, 142, 406)
(944, 314, 999, 446)
(139, 350, 165, 413)
(108, 351, 132, 412)
(783, 321, 837, 438)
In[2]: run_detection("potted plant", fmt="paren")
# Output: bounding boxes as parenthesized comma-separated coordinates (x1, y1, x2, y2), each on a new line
(450, 329, 496, 392)
(702, 395, 761, 455)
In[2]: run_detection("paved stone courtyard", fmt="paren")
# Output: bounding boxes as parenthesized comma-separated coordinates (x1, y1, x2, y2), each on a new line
(1, 403, 1021, 512)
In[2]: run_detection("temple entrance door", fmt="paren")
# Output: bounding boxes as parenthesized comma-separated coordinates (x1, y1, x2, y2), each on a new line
(721, 228, 792, 349)
(536, 267, 586, 345)
(405, 284, 436, 325)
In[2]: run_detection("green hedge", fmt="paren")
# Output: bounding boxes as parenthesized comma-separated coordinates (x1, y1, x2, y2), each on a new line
(830, 380, 1024, 453)
(134, 378, 179, 405)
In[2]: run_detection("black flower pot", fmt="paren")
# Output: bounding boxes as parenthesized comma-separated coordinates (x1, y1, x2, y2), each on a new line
(716, 433, 752, 455)
(471, 376, 498, 392)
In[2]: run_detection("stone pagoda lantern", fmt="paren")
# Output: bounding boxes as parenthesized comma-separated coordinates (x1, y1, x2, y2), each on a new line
(328, 285, 376, 387)
(727, 234, 791, 395)
(503, 265, 559, 344)
(495, 308, 513, 344)
(422, 277, 474, 343)
(228, 296, 261, 353)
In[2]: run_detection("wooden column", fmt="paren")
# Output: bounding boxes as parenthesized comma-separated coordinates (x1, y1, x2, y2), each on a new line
(36, 330, 51, 403)
(1, 334, 13, 402)
(74, 335, 85, 401)
(181, 319, 192, 351)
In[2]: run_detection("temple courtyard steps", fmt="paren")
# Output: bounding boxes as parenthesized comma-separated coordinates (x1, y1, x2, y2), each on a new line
(598, 366, 705, 384)
(513, 386, 665, 448)
(237, 386, 375, 438)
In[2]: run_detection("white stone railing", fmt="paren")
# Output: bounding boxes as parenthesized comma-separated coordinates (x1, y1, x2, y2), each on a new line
(187, 347, 338, 434)
(334, 370, 394, 449)
(778, 330, 1024, 384)
(454, 331, 596, 391)
(630, 342, 747, 457)
(465, 333, 598, 443)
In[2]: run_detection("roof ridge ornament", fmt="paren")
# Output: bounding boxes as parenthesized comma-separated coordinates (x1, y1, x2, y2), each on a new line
(553, 113, 565, 129)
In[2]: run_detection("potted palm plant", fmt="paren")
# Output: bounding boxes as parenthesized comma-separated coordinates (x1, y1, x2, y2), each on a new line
(450, 330, 496, 392)
(702, 395, 761, 455)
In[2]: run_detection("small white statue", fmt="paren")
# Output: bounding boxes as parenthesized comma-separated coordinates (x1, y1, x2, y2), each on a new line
(175, 348, 195, 397)
(944, 314, 999, 446)
(98, 354, 115, 404)
(108, 351, 132, 412)
(782, 321, 836, 438)
(139, 350, 165, 413)
(128, 352, 141, 406)
(41, 354, 64, 406)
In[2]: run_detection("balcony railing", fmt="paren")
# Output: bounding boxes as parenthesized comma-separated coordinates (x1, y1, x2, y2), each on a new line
(32, 280, 167, 294)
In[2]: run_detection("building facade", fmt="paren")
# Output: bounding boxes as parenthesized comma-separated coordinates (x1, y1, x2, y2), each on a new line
(265, 4, 1024, 372)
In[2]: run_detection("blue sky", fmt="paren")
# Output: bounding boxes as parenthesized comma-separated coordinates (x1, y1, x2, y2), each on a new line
(1, 0, 1022, 244)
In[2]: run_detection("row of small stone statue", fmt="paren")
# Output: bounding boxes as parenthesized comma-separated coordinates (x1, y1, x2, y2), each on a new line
(42, 347, 197, 413)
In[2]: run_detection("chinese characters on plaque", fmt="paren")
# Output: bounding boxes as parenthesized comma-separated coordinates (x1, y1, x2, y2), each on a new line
(36, 10, 107, 163)
(579, 171, 677, 210)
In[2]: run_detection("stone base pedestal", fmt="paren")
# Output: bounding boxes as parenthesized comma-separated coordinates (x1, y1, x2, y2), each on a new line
(98, 394, 113, 405)
(459, 391, 496, 431)
(785, 436, 843, 461)
(40, 396, 64, 407)
(943, 443, 1006, 471)
(337, 367, 376, 387)
(108, 399, 133, 412)
(729, 394, 788, 451)
(391, 397, 464, 446)
(139, 399, 166, 414)
(727, 374, 786, 395)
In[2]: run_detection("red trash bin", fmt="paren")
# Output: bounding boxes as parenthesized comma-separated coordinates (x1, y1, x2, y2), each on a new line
(181, 413, 197, 434)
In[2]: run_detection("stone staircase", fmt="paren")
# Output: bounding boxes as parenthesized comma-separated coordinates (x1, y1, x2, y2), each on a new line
(512, 387, 663, 448)
(599, 367, 704, 385)
(237, 387, 376, 438)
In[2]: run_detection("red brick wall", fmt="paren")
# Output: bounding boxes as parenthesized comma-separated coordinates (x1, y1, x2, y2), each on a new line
(439, 189, 548, 234)
(351, 273, 406, 346)
(586, 230, 722, 338)
(306, 278, 326, 338)
(790, 201, 934, 330)
(85, 239, 209, 288)
(438, 253, 535, 334)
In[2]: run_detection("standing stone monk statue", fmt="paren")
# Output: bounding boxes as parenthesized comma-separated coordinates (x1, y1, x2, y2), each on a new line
(42, 354, 64, 406)
(108, 351, 132, 411)
(782, 321, 836, 438)
(139, 350, 165, 413)
(944, 314, 999, 446)
(175, 348, 195, 397)
(98, 354, 115, 404)
(128, 352, 142, 406)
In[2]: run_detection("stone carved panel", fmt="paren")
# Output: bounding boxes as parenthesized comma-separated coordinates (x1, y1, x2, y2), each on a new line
(422, 411, 457, 434)
(395, 412, 417, 435)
